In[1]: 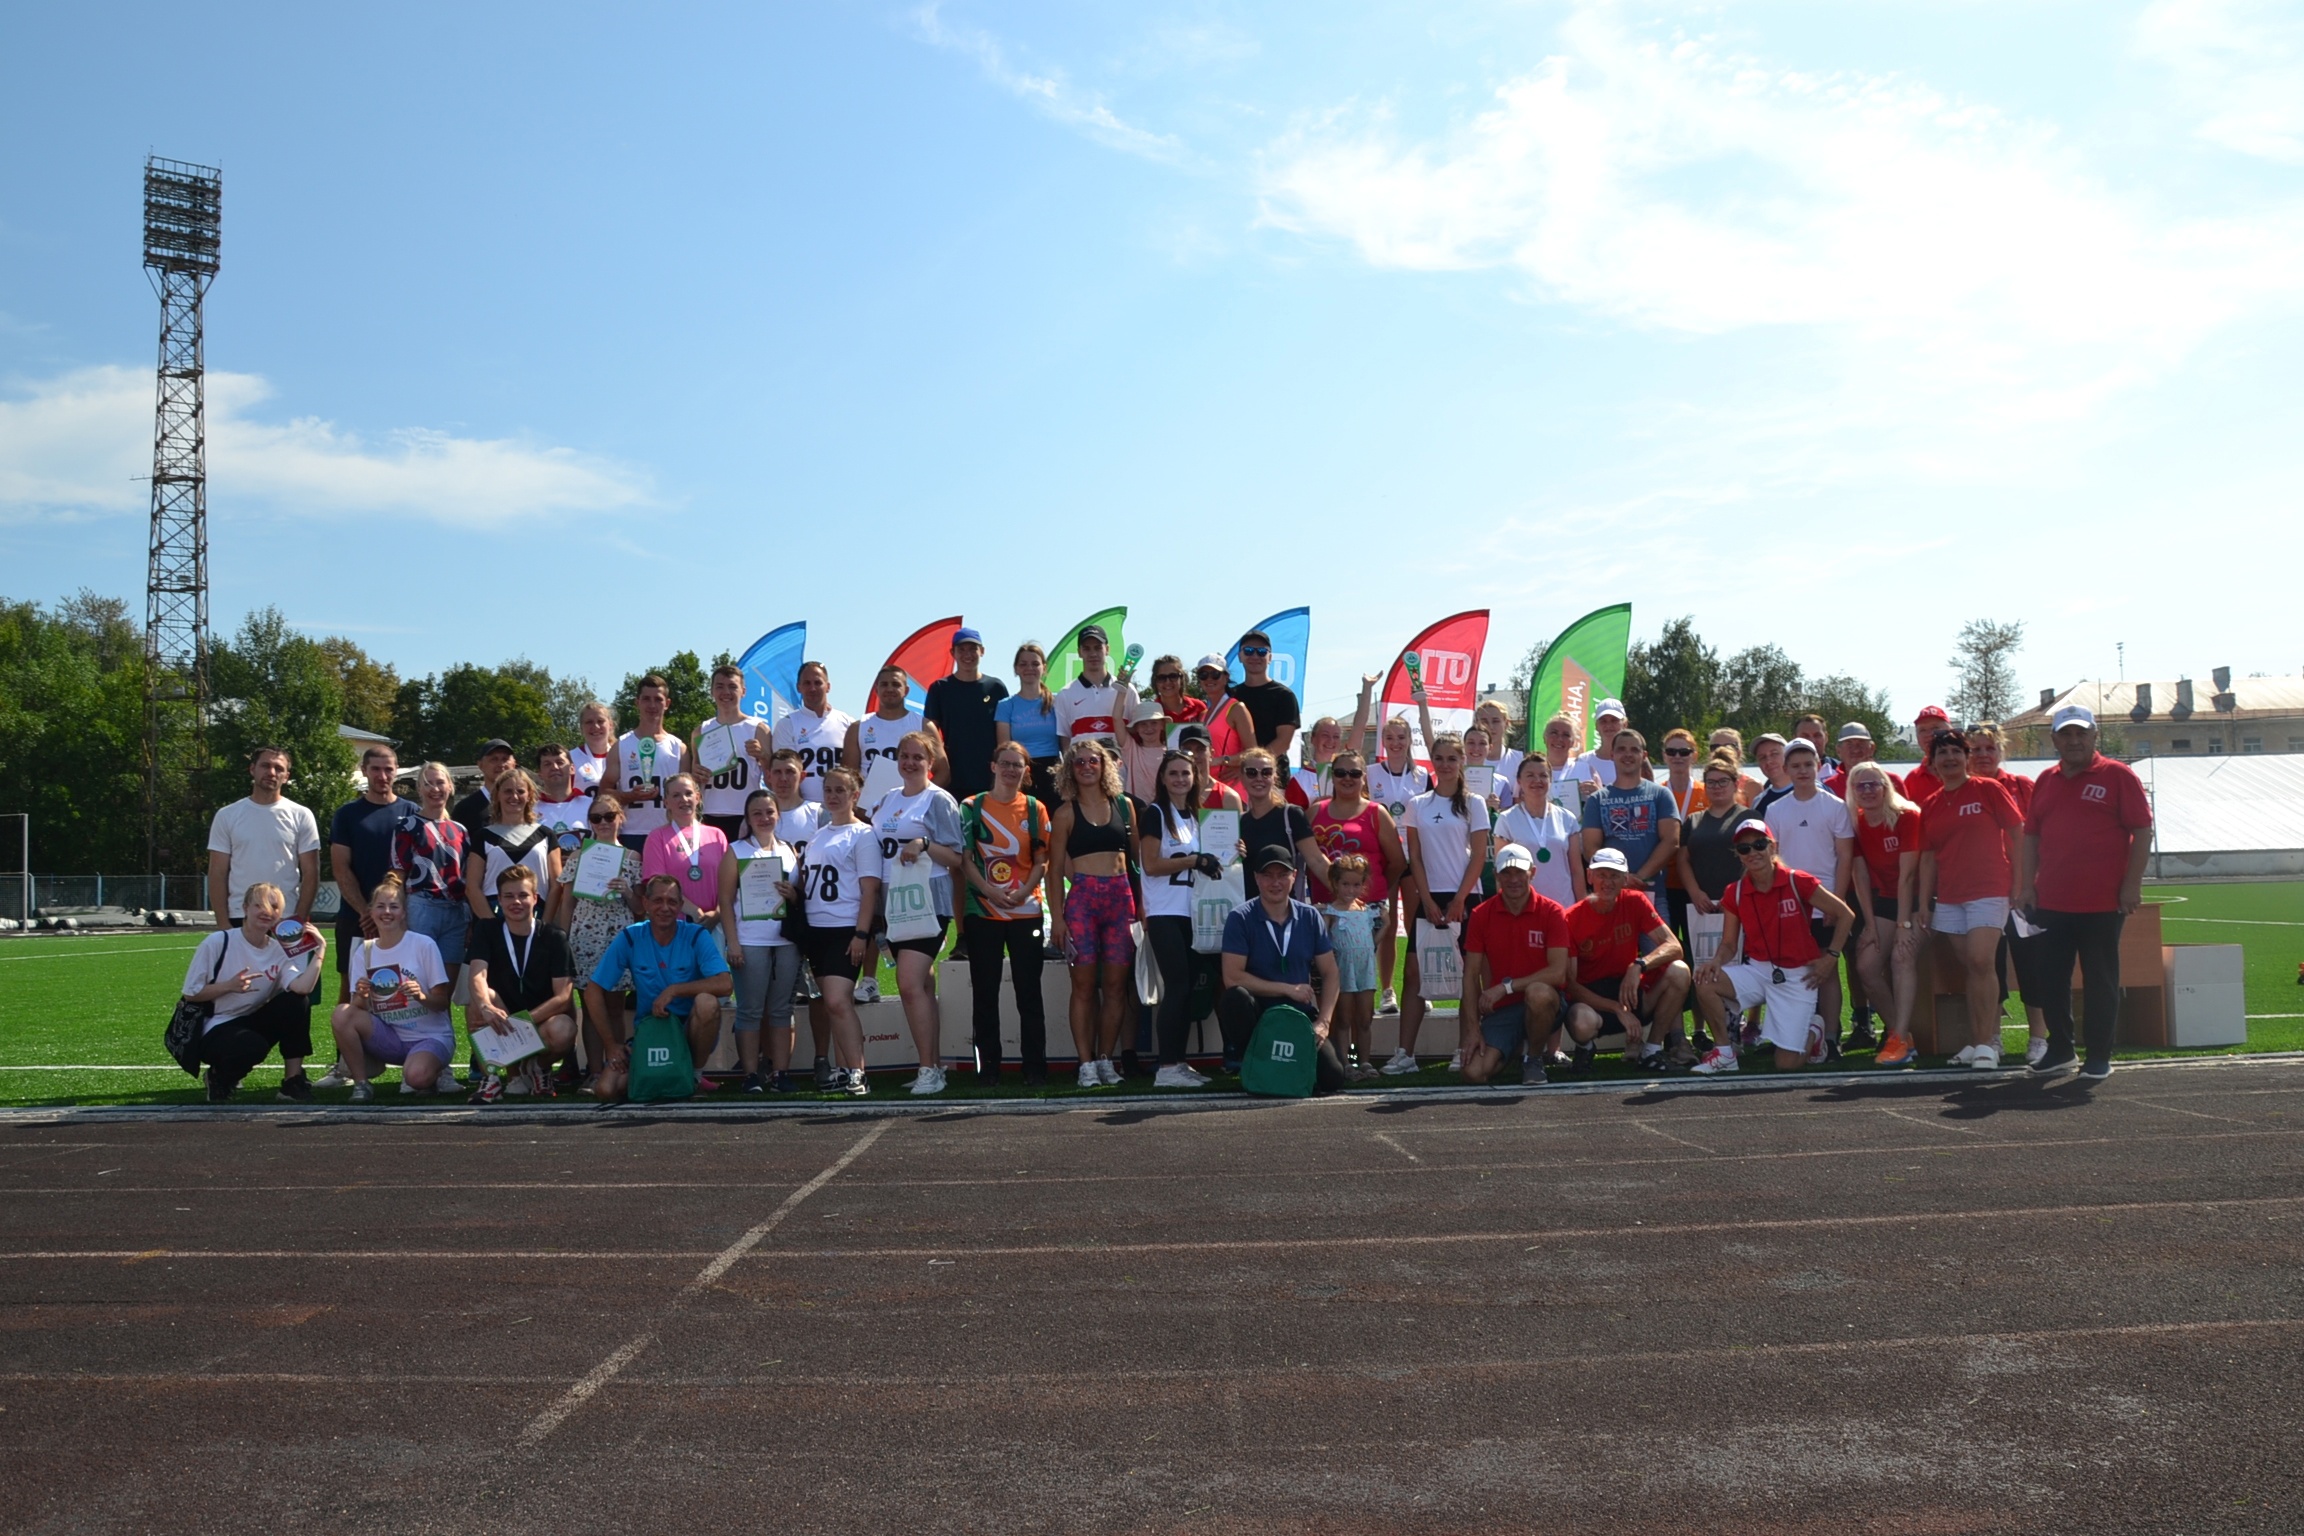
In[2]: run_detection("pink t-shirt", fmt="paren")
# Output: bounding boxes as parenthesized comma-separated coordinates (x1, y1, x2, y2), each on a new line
(641, 820, 731, 911)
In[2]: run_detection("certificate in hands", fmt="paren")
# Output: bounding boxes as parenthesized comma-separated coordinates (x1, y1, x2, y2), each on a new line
(474, 1013, 546, 1068)
(738, 855, 787, 922)
(572, 838, 626, 902)
(1465, 765, 1496, 800)
(1197, 809, 1240, 866)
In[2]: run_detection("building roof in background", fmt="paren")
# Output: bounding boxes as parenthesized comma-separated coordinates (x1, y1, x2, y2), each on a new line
(2013, 676, 2304, 729)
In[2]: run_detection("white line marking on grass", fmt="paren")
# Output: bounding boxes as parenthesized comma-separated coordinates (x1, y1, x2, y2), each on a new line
(2160, 916, 2304, 927)
(1873, 1106, 1984, 1137)
(2249, 1014, 2304, 1020)
(1372, 1132, 1421, 1163)
(0, 1065, 207, 1072)
(1628, 1119, 1716, 1155)
(0, 943, 207, 960)
(513, 1118, 889, 1449)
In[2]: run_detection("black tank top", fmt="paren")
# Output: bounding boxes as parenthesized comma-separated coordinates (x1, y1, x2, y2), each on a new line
(1065, 797, 1132, 858)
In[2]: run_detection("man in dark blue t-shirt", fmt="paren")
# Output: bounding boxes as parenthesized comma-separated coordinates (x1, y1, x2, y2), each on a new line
(328, 745, 409, 1002)
(1218, 847, 1350, 1091)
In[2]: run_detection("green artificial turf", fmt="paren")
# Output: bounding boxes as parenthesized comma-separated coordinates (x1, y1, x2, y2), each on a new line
(0, 880, 2295, 1109)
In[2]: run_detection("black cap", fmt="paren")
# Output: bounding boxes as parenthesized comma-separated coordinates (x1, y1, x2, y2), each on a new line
(1175, 723, 1212, 748)
(478, 737, 515, 759)
(1255, 845, 1298, 873)
(1077, 624, 1109, 646)
(1240, 628, 1272, 648)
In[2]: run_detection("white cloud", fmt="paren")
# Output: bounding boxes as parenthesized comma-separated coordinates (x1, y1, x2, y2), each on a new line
(1255, 5, 2304, 407)
(913, 1, 1186, 163)
(0, 365, 653, 526)
(2138, 0, 2304, 163)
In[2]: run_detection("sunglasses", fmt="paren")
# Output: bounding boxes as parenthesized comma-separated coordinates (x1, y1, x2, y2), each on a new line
(1243, 769, 1276, 780)
(1330, 767, 1364, 779)
(1152, 673, 1183, 683)
(1733, 841, 1771, 855)
(1663, 746, 1693, 757)
(588, 813, 619, 825)
(1240, 646, 1269, 656)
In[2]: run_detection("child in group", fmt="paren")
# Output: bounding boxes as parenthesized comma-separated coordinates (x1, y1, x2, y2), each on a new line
(1320, 855, 1383, 1080)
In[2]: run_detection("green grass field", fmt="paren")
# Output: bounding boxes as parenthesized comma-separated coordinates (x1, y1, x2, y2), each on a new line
(2, 881, 2296, 1109)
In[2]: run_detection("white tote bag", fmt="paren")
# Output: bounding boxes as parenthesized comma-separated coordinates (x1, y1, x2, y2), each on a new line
(882, 854, 941, 944)
(1414, 919, 1462, 1001)
(1190, 864, 1245, 954)
(1687, 908, 1731, 969)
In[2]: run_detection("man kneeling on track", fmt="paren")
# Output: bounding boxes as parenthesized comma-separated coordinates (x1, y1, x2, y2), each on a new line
(1460, 844, 1571, 1086)
(464, 865, 578, 1102)
(1690, 820, 1856, 1075)
(1562, 848, 1692, 1074)
(583, 875, 733, 1101)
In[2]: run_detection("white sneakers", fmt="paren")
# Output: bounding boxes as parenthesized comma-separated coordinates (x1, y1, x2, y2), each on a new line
(909, 1066, 946, 1095)
(1447, 1051, 1464, 1073)
(314, 1064, 350, 1089)
(1378, 989, 1399, 1016)
(1154, 1063, 1209, 1089)
(1095, 1058, 1122, 1086)
(1692, 1045, 1739, 1075)
(2025, 1037, 2049, 1067)
(854, 975, 881, 1005)
(1804, 1019, 1830, 1066)
(1076, 1062, 1102, 1089)
(1380, 1048, 1419, 1076)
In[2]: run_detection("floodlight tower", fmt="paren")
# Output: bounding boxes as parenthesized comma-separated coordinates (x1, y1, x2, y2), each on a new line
(141, 157, 222, 873)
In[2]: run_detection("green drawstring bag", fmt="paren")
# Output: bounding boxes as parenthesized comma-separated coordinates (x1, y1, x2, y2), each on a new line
(1241, 1005, 1318, 1098)
(627, 1014, 695, 1103)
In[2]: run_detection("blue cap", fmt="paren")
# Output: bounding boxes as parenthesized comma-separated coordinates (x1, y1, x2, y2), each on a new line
(952, 627, 984, 648)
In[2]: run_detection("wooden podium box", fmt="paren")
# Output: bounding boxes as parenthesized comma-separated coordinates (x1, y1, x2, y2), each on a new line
(1910, 904, 2166, 1054)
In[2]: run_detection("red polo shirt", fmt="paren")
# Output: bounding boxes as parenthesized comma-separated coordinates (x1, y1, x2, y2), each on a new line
(1464, 889, 1571, 983)
(2025, 754, 2152, 912)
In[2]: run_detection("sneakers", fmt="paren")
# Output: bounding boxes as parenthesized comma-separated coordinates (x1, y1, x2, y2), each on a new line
(744, 1071, 768, 1095)
(767, 1070, 796, 1093)
(276, 1073, 314, 1104)
(1804, 1020, 1830, 1066)
(1692, 1045, 1739, 1076)
(2025, 1036, 2050, 1067)
(842, 1067, 870, 1096)
(2079, 1056, 2113, 1082)
(470, 1073, 506, 1105)
(313, 1064, 350, 1089)
(909, 1066, 947, 1095)
(503, 1070, 533, 1097)
(812, 1056, 837, 1091)
(1077, 1062, 1103, 1089)
(1636, 1046, 1668, 1074)
(1095, 1058, 1123, 1087)
(2030, 1042, 2079, 1077)
(1380, 1047, 1419, 1076)
(434, 1069, 462, 1094)
(348, 1081, 374, 1103)
(1379, 989, 1399, 1016)
(1447, 1051, 1464, 1073)
(853, 975, 881, 1005)
(1874, 1035, 1916, 1068)
(1569, 1043, 1595, 1078)
(204, 1069, 236, 1103)
(1846, 1020, 1878, 1052)
(1154, 1063, 1209, 1089)
(400, 1079, 422, 1095)
(1969, 1045, 2001, 1070)
(1521, 1057, 1548, 1087)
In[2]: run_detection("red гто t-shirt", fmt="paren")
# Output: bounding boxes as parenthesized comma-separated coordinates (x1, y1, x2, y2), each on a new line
(1921, 776, 2024, 902)
(1464, 889, 1570, 981)
(1567, 888, 1663, 984)
(1825, 765, 1904, 799)
(1725, 865, 1825, 967)
(1979, 770, 2033, 817)
(1902, 761, 1946, 807)
(2024, 754, 2152, 913)
(1853, 807, 1922, 900)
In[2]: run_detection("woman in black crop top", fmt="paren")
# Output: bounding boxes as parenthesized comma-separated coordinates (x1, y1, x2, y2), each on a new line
(1048, 740, 1137, 1089)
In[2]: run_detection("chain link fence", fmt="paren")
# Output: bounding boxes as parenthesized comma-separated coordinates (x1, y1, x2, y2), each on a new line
(1, 875, 189, 921)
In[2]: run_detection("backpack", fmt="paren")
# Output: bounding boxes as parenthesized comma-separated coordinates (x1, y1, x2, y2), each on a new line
(164, 939, 229, 1077)
(1241, 1005, 1319, 1098)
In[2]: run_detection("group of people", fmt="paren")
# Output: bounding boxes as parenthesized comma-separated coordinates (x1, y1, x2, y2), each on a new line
(184, 623, 2155, 1103)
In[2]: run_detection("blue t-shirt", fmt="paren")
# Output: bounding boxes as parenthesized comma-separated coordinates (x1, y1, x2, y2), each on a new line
(995, 694, 1063, 759)
(1221, 897, 1333, 987)
(591, 921, 729, 1017)
(329, 795, 409, 899)
(1581, 780, 1680, 891)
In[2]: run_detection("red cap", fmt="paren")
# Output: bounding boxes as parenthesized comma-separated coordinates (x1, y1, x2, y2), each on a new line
(1914, 704, 1950, 724)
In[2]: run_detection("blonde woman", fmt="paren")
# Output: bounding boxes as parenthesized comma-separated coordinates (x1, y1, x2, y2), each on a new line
(180, 879, 326, 1102)
(331, 872, 456, 1101)
(1047, 737, 1137, 1087)
(463, 767, 559, 922)
(1847, 761, 1924, 1066)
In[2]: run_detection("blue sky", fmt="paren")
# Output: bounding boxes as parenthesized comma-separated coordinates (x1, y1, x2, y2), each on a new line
(5, 0, 2300, 725)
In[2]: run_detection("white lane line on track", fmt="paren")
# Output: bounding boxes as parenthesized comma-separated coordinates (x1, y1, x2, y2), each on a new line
(1372, 1132, 1421, 1163)
(513, 1119, 889, 1449)
(1872, 1106, 1986, 1137)
(2118, 1097, 2260, 1127)
(1628, 1119, 1717, 1155)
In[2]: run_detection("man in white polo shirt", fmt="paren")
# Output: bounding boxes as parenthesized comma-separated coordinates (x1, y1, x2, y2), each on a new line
(206, 745, 323, 1094)
(1052, 624, 1138, 749)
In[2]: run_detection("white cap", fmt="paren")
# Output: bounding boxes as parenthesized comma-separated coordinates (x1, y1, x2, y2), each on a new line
(1588, 847, 1631, 874)
(2052, 703, 2097, 732)
(1494, 844, 1534, 873)
(1195, 653, 1229, 674)
(1595, 698, 1627, 719)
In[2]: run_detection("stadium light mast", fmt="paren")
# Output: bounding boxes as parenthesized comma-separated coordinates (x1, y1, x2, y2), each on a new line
(141, 156, 222, 874)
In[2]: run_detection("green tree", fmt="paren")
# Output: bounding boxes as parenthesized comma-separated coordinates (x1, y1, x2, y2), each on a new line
(1623, 617, 1721, 738)
(1715, 644, 1806, 738)
(1802, 674, 1902, 760)
(615, 651, 730, 742)
(0, 595, 152, 874)
(207, 607, 355, 812)
(317, 635, 401, 736)
(1947, 618, 2025, 725)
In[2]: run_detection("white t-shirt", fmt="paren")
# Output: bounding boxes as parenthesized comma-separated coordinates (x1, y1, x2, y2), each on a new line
(774, 799, 824, 860)
(1765, 788, 1855, 888)
(869, 782, 964, 919)
(1495, 801, 1582, 909)
(472, 822, 554, 905)
(349, 931, 453, 1032)
(1366, 760, 1430, 822)
(1053, 675, 1138, 747)
(728, 835, 799, 949)
(773, 706, 854, 801)
(693, 714, 771, 818)
(569, 744, 613, 795)
(613, 731, 685, 838)
(1406, 788, 1493, 900)
(535, 793, 593, 855)
(206, 796, 323, 919)
(1141, 804, 1202, 921)
(798, 819, 882, 929)
(855, 710, 924, 803)
(181, 929, 316, 1025)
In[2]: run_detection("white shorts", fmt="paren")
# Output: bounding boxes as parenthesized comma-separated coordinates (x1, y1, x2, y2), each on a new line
(1931, 897, 2009, 936)
(1719, 960, 1819, 1053)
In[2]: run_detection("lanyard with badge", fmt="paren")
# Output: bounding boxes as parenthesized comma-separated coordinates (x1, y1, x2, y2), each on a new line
(502, 924, 536, 999)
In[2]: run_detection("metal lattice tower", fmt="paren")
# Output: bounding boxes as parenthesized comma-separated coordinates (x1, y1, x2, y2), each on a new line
(142, 157, 222, 872)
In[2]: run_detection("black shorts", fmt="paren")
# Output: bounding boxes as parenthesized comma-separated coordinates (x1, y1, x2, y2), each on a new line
(1810, 915, 1840, 951)
(887, 918, 950, 959)
(805, 930, 865, 983)
(1870, 894, 1901, 924)
(1578, 970, 1667, 1020)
